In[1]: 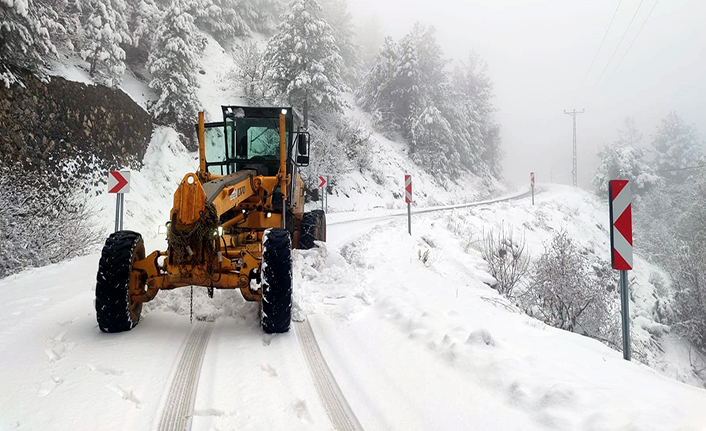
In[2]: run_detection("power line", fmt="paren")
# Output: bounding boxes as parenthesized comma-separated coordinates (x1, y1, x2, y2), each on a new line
(654, 164, 706, 174)
(574, 1, 624, 104)
(582, 0, 624, 82)
(611, 0, 659, 76)
(595, 0, 645, 85)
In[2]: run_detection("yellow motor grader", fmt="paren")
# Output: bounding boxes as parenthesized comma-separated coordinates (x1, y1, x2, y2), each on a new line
(95, 106, 326, 333)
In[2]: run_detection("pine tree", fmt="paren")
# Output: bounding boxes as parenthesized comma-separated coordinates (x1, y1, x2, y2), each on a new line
(410, 104, 459, 176)
(245, 0, 282, 35)
(451, 54, 502, 178)
(80, 0, 131, 86)
(127, 0, 160, 51)
(265, 0, 345, 118)
(652, 112, 704, 184)
(147, 0, 204, 130)
(593, 119, 662, 195)
(358, 25, 447, 143)
(357, 36, 400, 134)
(319, 0, 359, 84)
(194, 0, 254, 41)
(0, 0, 57, 87)
(34, 0, 82, 53)
(593, 146, 662, 195)
(358, 24, 502, 179)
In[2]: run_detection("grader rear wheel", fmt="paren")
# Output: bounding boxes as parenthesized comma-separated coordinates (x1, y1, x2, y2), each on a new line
(299, 209, 326, 249)
(261, 228, 292, 333)
(95, 231, 146, 333)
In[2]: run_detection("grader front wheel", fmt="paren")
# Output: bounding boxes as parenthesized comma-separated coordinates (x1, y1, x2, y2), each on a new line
(95, 231, 146, 333)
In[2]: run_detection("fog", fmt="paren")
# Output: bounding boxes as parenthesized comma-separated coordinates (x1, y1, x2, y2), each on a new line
(348, 0, 706, 188)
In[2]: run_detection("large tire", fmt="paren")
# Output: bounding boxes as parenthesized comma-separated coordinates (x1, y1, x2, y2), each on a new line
(261, 228, 292, 333)
(298, 209, 326, 250)
(95, 230, 145, 333)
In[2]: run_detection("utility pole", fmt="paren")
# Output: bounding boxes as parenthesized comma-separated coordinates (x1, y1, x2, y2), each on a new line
(564, 109, 585, 187)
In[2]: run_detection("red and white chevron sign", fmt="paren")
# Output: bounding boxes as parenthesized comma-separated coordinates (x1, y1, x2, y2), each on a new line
(609, 180, 632, 270)
(108, 170, 130, 194)
(405, 175, 412, 204)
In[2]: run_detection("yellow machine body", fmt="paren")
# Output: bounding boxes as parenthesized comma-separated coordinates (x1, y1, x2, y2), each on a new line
(130, 106, 307, 305)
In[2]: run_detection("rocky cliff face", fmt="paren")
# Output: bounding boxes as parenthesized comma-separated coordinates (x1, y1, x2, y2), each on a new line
(0, 72, 152, 188)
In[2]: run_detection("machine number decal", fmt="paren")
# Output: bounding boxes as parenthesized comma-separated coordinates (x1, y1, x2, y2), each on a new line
(229, 186, 246, 201)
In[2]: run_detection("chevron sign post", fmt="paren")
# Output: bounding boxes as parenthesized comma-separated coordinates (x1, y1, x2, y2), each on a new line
(108, 170, 131, 232)
(609, 179, 632, 361)
(405, 175, 412, 235)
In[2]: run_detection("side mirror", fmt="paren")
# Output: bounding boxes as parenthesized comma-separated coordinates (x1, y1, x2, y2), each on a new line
(295, 132, 310, 166)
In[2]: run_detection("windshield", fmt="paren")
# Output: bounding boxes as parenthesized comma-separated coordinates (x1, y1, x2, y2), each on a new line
(234, 118, 286, 160)
(202, 107, 294, 176)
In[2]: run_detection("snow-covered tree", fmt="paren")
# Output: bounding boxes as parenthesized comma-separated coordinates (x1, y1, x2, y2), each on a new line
(410, 104, 459, 175)
(0, 0, 57, 87)
(358, 25, 446, 142)
(593, 118, 662, 195)
(657, 169, 706, 352)
(231, 40, 269, 104)
(357, 36, 400, 134)
(243, 0, 282, 35)
(593, 146, 662, 195)
(336, 117, 372, 171)
(80, 0, 131, 86)
(672, 235, 706, 353)
(265, 0, 345, 118)
(127, 0, 160, 51)
(32, 0, 83, 54)
(194, 0, 255, 41)
(147, 0, 204, 131)
(0, 164, 100, 279)
(319, 0, 359, 84)
(522, 231, 619, 341)
(450, 54, 502, 178)
(358, 25, 502, 178)
(652, 112, 704, 185)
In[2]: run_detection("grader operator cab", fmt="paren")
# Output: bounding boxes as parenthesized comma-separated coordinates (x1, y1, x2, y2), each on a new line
(95, 106, 326, 334)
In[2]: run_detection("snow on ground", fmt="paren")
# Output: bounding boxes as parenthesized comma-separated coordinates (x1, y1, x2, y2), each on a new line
(309, 212, 706, 430)
(3, 188, 706, 430)
(194, 34, 249, 122)
(119, 69, 153, 111)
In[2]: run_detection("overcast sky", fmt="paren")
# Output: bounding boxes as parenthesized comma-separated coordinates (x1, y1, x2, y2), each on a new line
(348, 0, 706, 188)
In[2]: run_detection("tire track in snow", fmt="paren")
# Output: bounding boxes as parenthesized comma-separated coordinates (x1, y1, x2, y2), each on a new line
(294, 320, 364, 431)
(157, 320, 212, 431)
